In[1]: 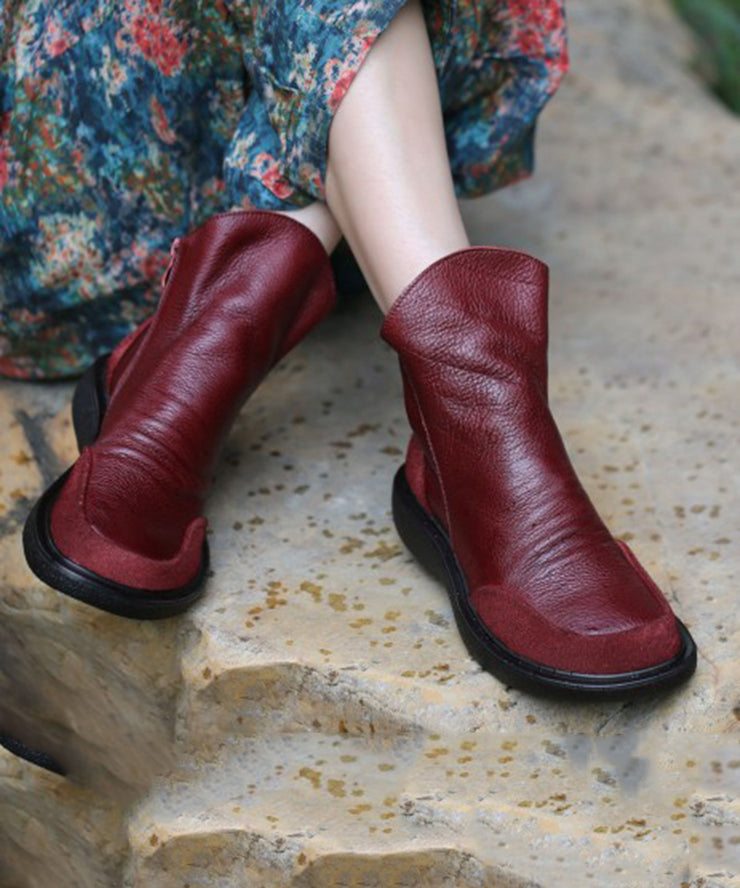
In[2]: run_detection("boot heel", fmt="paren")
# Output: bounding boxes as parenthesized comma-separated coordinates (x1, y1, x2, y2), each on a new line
(71, 354, 110, 451)
(392, 465, 455, 588)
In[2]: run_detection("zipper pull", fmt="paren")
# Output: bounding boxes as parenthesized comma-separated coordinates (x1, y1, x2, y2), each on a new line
(160, 236, 182, 290)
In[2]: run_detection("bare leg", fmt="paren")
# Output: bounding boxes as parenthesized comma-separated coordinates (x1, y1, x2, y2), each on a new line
(324, 0, 469, 313)
(273, 202, 342, 256)
(230, 201, 342, 256)
(234, 0, 463, 298)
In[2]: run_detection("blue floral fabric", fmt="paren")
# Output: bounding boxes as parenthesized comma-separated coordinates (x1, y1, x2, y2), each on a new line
(0, 0, 568, 379)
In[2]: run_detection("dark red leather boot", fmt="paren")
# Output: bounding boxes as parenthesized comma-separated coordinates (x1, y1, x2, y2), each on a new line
(381, 247, 697, 698)
(23, 210, 336, 618)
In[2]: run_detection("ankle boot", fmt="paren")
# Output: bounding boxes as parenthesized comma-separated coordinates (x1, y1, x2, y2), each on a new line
(381, 247, 697, 698)
(69, 237, 370, 453)
(23, 210, 336, 619)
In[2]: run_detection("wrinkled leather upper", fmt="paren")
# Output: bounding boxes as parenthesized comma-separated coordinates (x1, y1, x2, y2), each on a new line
(381, 247, 681, 673)
(52, 210, 336, 584)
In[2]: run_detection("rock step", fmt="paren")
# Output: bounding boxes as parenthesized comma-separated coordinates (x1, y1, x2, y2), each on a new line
(125, 729, 694, 888)
(0, 747, 126, 888)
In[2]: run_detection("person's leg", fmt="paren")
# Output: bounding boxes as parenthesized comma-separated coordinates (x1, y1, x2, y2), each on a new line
(239, 0, 451, 291)
(324, 0, 469, 314)
(315, 0, 695, 694)
(272, 202, 343, 257)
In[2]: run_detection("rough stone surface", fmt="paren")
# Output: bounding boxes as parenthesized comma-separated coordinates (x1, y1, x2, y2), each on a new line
(1, 1, 738, 885)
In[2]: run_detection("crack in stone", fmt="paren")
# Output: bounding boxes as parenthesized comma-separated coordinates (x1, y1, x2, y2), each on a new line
(13, 409, 64, 490)
(0, 410, 65, 539)
(595, 702, 631, 735)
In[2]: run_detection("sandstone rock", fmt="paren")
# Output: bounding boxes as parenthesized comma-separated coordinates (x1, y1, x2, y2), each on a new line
(1, 1, 739, 885)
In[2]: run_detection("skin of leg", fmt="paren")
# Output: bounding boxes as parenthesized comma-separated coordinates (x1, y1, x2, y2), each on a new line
(324, 0, 470, 314)
(273, 201, 343, 256)
(230, 202, 343, 256)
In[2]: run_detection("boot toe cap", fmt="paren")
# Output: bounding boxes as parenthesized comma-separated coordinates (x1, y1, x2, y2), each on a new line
(470, 583, 684, 675)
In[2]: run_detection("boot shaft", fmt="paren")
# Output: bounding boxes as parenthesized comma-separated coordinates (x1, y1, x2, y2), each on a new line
(381, 246, 556, 573)
(380, 247, 646, 603)
(82, 211, 335, 556)
(98, 210, 336, 496)
(382, 247, 550, 398)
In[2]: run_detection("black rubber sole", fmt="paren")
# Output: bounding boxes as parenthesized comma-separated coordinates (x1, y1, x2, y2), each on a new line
(391, 466, 698, 700)
(22, 355, 209, 620)
(0, 733, 66, 776)
(23, 470, 209, 619)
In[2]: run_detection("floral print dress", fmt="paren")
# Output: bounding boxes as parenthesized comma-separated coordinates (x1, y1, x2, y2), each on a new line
(0, 0, 568, 379)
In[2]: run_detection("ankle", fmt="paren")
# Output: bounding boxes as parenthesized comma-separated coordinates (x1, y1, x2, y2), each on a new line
(270, 203, 343, 255)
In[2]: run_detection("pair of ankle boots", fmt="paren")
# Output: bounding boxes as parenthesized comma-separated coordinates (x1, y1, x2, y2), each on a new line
(23, 210, 697, 698)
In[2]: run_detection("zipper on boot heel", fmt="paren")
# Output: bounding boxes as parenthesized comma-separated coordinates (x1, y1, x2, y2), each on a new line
(392, 466, 451, 588)
(71, 355, 109, 451)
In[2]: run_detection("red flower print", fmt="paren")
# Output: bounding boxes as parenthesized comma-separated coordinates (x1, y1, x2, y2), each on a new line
(42, 16, 77, 59)
(506, 0, 561, 57)
(49, 37, 73, 57)
(329, 69, 355, 113)
(128, 6, 187, 77)
(516, 29, 545, 56)
(253, 153, 295, 200)
(149, 96, 177, 144)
